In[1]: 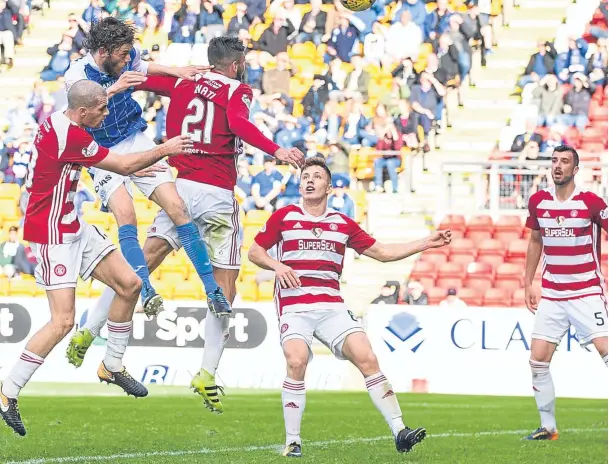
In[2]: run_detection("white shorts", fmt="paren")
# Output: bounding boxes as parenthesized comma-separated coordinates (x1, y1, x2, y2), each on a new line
(147, 179, 241, 269)
(90, 131, 174, 207)
(279, 309, 364, 360)
(30, 223, 116, 290)
(533, 295, 608, 346)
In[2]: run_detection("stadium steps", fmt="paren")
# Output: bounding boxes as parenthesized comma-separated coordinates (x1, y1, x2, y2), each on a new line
(0, 0, 88, 120)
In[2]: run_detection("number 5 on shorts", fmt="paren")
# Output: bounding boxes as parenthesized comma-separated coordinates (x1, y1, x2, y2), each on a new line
(594, 312, 605, 327)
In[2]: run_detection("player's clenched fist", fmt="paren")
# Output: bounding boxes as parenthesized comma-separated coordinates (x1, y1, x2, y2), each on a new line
(274, 263, 301, 289)
(161, 135, 194, 156)
(428, 230, 451, 248)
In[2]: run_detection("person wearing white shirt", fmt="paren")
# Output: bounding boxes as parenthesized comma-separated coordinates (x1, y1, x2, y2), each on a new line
(439, 288, 468, 309)
(386, 10, 422, 62)
(363, 21, 386, 66)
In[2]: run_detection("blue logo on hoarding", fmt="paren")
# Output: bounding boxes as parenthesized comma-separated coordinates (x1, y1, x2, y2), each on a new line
(384, 313, 424, 353)
(141, 365, 170, 385)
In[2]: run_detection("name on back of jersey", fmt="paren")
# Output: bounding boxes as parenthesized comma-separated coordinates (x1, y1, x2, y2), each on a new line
(194, 83, 218, 99)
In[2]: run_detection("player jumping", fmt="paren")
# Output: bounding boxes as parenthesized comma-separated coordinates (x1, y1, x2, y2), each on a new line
(65, 36, 304, 413)
(523, 144, 608, 441)
(248, 157, 452, 456)
(0, 81, 193, 436)
(63, 17, 226, 320)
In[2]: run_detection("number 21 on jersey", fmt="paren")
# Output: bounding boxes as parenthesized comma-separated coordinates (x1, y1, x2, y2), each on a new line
(181, 98, 215, 144)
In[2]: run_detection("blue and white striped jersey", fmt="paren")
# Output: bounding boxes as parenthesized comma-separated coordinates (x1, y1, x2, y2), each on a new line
(64, 49, 149, 148)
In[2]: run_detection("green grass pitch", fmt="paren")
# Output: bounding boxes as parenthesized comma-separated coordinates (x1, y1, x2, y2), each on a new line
(1, 385, 607, 464)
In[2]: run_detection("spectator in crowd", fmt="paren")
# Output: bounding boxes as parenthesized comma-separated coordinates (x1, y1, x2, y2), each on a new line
(510, 119, 543, 153)
(115, 0, 136, 22)
(198, 0, 226, 43)
(250, 156, 283, 212)
(303, 134, 322, 159)
(141, 13, 169, 51)
(327, 14, 360, 63)
(371, 281, 401, 305)
(316, 100, 342, 142)
(244, 51, 264, 91)
(0, 226, 34, 278)
(262, 52, 292, 95)
(391, 57, 417, 100)
(82, 0, 104, 24)
(66, 13, 87, 54)
(374, 118, 403, 193)
(227, 2, 251, 37)
(561, 73, 591, 132)
(170, 0, 201, 44)
(11, 140, 30, 186)
(517, 40, 556, 89)
(363, 21, 386, 66)
(7, 98, 36, 142)
(269, 0, 301, 38)
(328, 57, 348, 93)
(303, 74, 333, 126)
(342, 99, 368, 146)
(41, 34, 75, 82)
(74, 181, 95, 217)
(532, 74, 563, 127)
(277, 165, 301, 208)
(410, 72, 444, 150)
(587, 37, 608, 88)
(275, 116, 306, 149)
(328, 176, 355, 218)
(393, 100, 419, 149)
(254, 14, 295, 56)
(386, 10, 422, 62)
(436, 33, 459, 85)
(235, 158, 254, 206)
(393, 0, 426, 29)
(133, 1, 157, 30)
(35, 96, 55, 124)
(326, 140, 350, 176)
(242, 0, 267, 24)
(343, 54, 371, 100)
(447, 14, 472, 83)
(424, 0, 452, 46)
(556, 36, 588, 84)
(295, 0, 326, 45)
(439, 288, 467, 308)
(541, 124, 566, 153)
(0, 0, 18, 68)
(402, 280, 429, 305)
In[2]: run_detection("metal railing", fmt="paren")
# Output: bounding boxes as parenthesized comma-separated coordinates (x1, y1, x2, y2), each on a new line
(436, 159, 608, 218)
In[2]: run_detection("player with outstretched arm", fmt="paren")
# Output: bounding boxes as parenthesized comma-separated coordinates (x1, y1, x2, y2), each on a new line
(248, 157, 452, 457)
(0, 81, 193, 436)
(523, 144, 608, 441)
(66, 36, 304, 414)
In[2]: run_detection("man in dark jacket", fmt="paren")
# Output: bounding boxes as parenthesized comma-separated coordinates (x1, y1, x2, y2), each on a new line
(0, 0, 17, 68)
(560, 73, 592, 131)
(517, 41, 556, 88)
(227, 2, 252, 36)
(254, 15, 295, 56)
(295, 0, 326, 45)
(302, 74, 333, 125)
(326, 14, 360, 63)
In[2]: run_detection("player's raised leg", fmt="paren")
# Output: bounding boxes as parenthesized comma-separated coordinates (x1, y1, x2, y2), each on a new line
(149, 184, 230, 316)
(1, 287, 78, 436)
(341, 331, 426, 453)
(280, 338, 310, 457)
(89, 249, 148, 398)
(524, 338, 559, 441)
(191, 267, 238, 413)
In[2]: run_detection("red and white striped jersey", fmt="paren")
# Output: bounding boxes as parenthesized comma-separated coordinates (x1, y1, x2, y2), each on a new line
(23, 111, 110, 245)
(254, 204, 376, 315)
(526, 186, 608, 301)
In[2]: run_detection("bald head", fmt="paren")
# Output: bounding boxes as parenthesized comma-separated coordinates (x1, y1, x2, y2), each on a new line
(67, 80, 107, 110)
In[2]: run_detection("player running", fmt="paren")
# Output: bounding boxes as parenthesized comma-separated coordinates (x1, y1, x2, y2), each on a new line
(63, 17, 227, 320)
(523, 144, 608, 441)
(0, 81, 193, 436)
(65, 36, 304, 414)
(248, 157, 452, 457)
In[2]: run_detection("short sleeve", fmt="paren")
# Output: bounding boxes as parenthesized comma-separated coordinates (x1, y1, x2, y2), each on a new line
(525, 195, 540, 230)
(252, 172, 262, 186)
(60, 126, 110, 166)
(345, 216, 376, 254)
(588, 193, 608, 232)
(131, 48, 149, 75)
(254, 209, 285, 249)
(226, 85, 253, 121)
(64, 61, 87, 92)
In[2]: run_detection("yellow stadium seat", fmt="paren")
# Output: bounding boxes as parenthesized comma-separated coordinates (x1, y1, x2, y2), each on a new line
(159, 267, 189, 281)
(242, 226, 259, 248)
(236, 280, 258, 301)
(222, 3, 237, 19)
(137, 209, 159, 227)
(294, 4, 311, 16)
(289, 77, 310, 100)
(172, 279, 203, 300)
(85, 210, 112, 231)
(0, 277, 8, 296)
(250, 23, 267, 41)
(249, 165, 264, 177)
(240, 253, 260, 275)
(8, 279, 37, 297)
(293, 101, 304, 118)
(90, 279, 106, 298)
(150, 279, 174, 300)
(245, 209, 271, 227)
(290, 42, 315, 59)
(426, 2, 437, 13)
(0, 198, 18, 221)
(164, 251, 187, 268)
(0, 183, 20, 199)
(76, 281, 91, 298)
(257, 281, 275, 301)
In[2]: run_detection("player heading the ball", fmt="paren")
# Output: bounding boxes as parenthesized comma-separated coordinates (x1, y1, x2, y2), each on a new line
(248, 156, 452, 457)
(0, 80, 193, 437)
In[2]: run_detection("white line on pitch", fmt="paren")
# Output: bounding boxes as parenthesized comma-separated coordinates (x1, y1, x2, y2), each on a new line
(6, 428, 607, 464)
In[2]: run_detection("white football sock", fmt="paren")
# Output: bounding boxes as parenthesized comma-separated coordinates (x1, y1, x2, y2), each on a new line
(365, 372, 405, 438)
(201, 314, 229, 376)
(282, 377, 306, 445)
(603, 355, 607, 367)
(84, 287, 115, 337)
(104, 320, 132, 372)
(2, 350, 44, 398)
(530, 360, 556, 431)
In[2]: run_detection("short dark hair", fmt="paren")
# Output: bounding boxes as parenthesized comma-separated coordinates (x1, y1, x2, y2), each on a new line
(553, 144, 579, 166)
(301, 156, 331, 182)
(9, 226, 18, 233)
(207, 36, 245, 69)
(84, 17, 135, 54)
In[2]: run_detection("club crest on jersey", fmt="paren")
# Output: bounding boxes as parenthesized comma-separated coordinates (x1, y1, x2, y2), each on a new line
(242, 94, 251, 108)
(330, 223, 338, 231)
(570, 210, 578, 218)
(601, 208, 608, 220)
(54, 264, 67, 277)
(82, 141, 99, 158)
(312, 227, 323, 238)
(556, 216, 566, 227)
